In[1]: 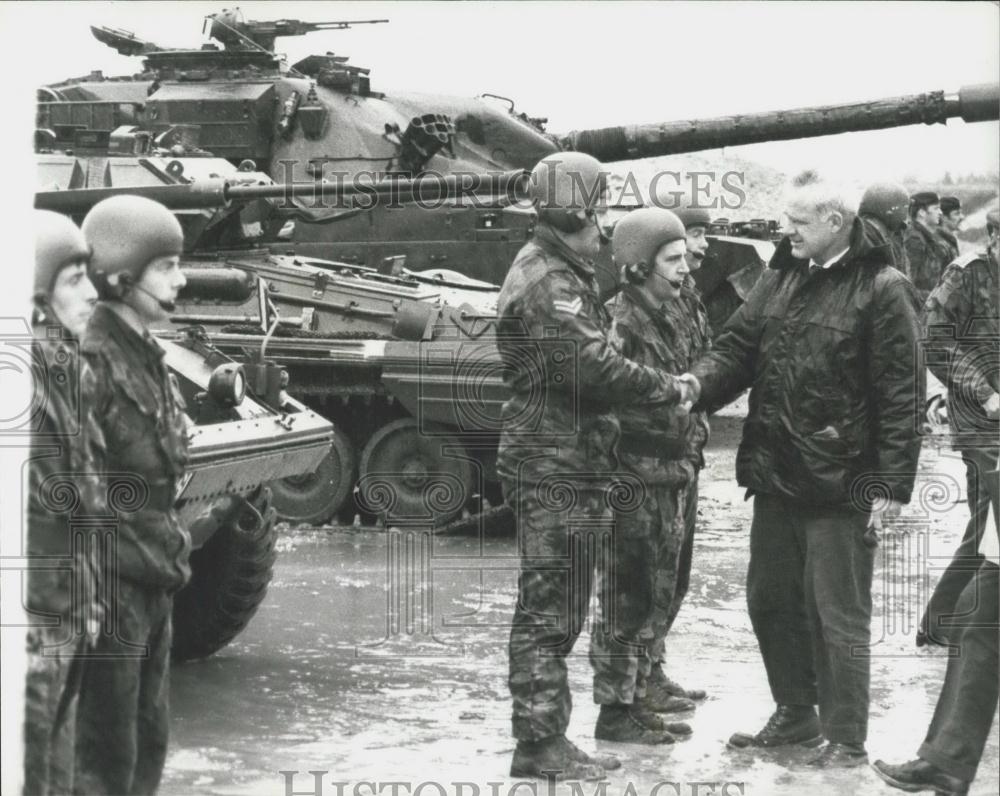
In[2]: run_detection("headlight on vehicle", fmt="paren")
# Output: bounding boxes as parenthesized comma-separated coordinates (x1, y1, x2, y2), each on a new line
(209, 363, 246, 407)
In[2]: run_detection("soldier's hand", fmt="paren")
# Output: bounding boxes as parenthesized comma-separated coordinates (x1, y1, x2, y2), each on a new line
(678, 373, 701, 407)
(983, 392, 1000, 420)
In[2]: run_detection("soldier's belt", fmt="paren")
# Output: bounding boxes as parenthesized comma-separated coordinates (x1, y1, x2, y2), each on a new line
(617, 433, 685, 459)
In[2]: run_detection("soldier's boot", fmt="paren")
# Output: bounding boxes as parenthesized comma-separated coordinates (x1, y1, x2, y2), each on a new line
(510, 735, 608, 781)
(639, 668, 697, 714)
(562, 737, 622, 771)
(595, 704, 676, 745)
(727, 704, 823, 749)
(649, 663, 707, 701)
(631, 702, 692, 738)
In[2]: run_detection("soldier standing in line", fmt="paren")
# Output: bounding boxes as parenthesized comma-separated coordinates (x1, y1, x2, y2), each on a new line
(917, 207, 999, 647)
(937, 195, 963, 261)
(904, 191, 954, 301)
(873, 208, 998, 796)
(497, 153, 695, 780)
(589, 208, 700, 746)
(859, 182, 911, 276)
(73, 196, 191, 796)
(25, 211, 103, 796)
(637, 205, 713, 710)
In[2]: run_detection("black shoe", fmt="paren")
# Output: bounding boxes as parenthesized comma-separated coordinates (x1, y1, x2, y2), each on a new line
(727, 704, 822, 749)
(872, 758, 970, 795)
(807, 742, 868, 769)
(631, 702, 692, 737)
(510, 735, 607, 780)
(649, 664, 707, 701)
(916, 629, 949, 649)
(595, 704, 676, 744)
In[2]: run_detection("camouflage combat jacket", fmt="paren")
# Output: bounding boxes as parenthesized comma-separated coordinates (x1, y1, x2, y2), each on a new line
(922, 248, 999, 443)
(904, 220, 954, 299)
(496, 223, 683, 481)
(606, 284, 707, 484)
(82, 303, 191, 592)
(27, 330, 103, 631)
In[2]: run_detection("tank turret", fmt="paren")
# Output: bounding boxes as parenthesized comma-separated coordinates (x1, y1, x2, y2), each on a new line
(33, 8, 1000, 533)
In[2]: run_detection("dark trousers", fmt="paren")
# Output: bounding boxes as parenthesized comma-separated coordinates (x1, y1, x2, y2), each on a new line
(24, 630, 87, 796)
(918, 561, 999, 782)
(747, 494, 875, 744)
(921, 446, 999, 643)
(74, 581, 172, 796)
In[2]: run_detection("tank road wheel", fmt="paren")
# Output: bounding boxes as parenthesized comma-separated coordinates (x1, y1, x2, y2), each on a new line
(171, 487, 278, 662)
(269, 427, 356, 526)
(357, 418, 474, 525)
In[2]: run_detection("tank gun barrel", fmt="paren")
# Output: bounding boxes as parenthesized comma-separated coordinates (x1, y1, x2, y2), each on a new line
(560, 83, 1000, 161)
(34, 171, 529, 215)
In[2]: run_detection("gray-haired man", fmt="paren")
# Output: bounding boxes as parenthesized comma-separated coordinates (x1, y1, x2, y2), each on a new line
(684, 171, 924, 767)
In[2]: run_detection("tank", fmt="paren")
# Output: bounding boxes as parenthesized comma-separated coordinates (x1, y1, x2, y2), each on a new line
(37, 10, 999, 327)
(163, 328, 334, 660)
(35, 164, 512, 531)
(34, 9, 1000, 528)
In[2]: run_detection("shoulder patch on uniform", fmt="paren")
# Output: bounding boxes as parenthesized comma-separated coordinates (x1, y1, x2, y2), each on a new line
(950, 251, 986, 269)
(553, 297, 583, 316)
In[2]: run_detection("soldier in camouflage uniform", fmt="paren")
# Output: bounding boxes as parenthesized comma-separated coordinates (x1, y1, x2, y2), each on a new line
(936, 195, 963, 262)
(74, 196, 191, 796)
(498, 154, 694, 778)
(589, 208, 702, 746)
(860, 182, 911, 276)
(918, 207, 998, 647)
(641, 206, 714, 706)
(25, 211, 102, 796)
(874, 208, 998, 796)
(904, 191, 953, 301)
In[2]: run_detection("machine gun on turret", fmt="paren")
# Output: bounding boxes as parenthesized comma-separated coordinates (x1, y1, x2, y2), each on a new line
(205, 8, 387, 52)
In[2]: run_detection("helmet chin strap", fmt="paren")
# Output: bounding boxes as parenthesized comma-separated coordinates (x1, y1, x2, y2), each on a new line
(133, 283, 176, 313)
(120, 275, 175, 313)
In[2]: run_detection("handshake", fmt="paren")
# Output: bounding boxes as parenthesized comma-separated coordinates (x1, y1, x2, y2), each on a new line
(676, 373, 701, 411)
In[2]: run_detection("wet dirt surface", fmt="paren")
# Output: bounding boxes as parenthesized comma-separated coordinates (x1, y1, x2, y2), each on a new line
(163, 405, 999, 796)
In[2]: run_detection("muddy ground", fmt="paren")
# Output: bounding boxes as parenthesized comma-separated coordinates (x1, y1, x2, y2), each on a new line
(163, 403, 999, 796)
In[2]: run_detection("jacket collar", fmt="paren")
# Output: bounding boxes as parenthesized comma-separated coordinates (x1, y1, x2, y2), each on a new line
(83, 302, 164, 362)
(532, 222, 596, 278)
(769, 217, 888, 271)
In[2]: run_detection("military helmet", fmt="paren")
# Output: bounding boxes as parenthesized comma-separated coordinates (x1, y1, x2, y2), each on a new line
(82, 195, 184, 299)
(612, 208, 685, 283)
(860, 182, 910, 233)
(674, 205, 712, 231)
(529, 152, 608, 234)
(34, 210, 90, 300)
(987, 208, 999, 235)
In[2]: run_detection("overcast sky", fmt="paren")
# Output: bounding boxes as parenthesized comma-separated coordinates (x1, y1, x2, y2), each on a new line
(3, 0, 998, 182)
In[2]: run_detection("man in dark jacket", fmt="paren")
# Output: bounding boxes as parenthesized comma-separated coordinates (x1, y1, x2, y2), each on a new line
(498, 153, 694, 779)
(25, 211, 103, 796)
(74, 195, 190, 796)
(686, 170, 923, 768)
